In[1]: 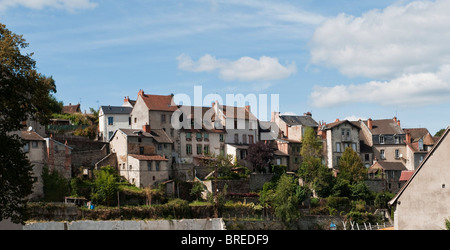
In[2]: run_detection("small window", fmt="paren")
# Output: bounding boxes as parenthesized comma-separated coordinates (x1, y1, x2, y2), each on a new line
(336, 142, 341, 152)
(395, 149, 400, 159)
(161, 114, 166, 123)
(108, 117, 114, 125)
(380, 135, 385, 144)
(196, 133, 202, 140)
(249, 135, 254, 144)
(380, 149, 385, 160)
(204, 145, 210, 154)
(23, 142, 29, 153)
(204, 133, 209, 141)
(220, 134, 224, 142)
(155, 161, 160, 171)
(32, 141, 39, 148)
(186, 144, 192, 155)
(147, 161, 152, 171)
(186, 132, 192, 140)
(140, 147, 144, 155)
(197, 144, 202, 154)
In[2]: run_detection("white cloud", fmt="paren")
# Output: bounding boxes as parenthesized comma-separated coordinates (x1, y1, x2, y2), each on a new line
(177, 54, 297, 82)
(0, 0, 97, 12)
(310, 65, 450, 108)
(310, 0, 450, 79)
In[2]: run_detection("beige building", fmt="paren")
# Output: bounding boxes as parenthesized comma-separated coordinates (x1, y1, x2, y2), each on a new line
(321, 119, 361, 169)
(20, 131, 46, 200)
(389, 127, 450, 230)
(109, 126, 173, 188)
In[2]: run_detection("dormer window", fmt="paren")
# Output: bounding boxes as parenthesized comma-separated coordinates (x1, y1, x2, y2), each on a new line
(380, 135, 385, 144)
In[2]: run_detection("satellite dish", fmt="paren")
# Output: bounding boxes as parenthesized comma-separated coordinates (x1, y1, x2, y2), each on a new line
(28, 126, 33, 132)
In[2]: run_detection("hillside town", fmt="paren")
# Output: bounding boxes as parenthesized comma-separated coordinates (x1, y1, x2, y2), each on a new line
(10, 88, 450, 230)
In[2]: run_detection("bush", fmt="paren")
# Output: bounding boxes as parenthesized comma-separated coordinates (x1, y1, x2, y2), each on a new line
(327, 197, 351, 215)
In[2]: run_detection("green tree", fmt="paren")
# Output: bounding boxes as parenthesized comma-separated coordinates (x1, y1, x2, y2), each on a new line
(246, 141, 275, 173)
(91, 166, 118, 206)
(272, 174, 300, 223)
(337, 147, 367, 184)
(190, 181, 205, 201)
(300, 127, 322, 159)
(42, 166, 70, 202)
(0, 23, 57, 223)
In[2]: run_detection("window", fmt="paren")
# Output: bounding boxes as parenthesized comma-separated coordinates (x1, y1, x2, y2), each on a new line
(196, 133, 202, 141)
(197, 144, 202, 154)
(380, 135, 385, 144)
(249, 135, 254, 144)
(234, 133, 239, 144)
(186, 144, 192, 155)
(220, 146, 225, 156)
(242, 134, 247, 144)
(395, 149, 400, 159)
(204, 145, 210, 154)
(140, 147, 144, 155)
(155, 161, 160, 171)
(220, 134, 224, 142)
(394, 135, 399, 144)
(170, 128, 174, 137)
(134, 117, 137, 123)
(108, 131, 113, 140)
(186, 132, 192, 140)
(32, 141, 39, 148)
(204, 133, 209, 141)
(157, 144, 162, 151)
(380, 149, 385, 160)
(108, 116, 114, 125)
(161, 114, 166, 123)
(147, 161, 152, 171)
(365, 154, 370, 162)
(336, 142, 341, 152)
(23, 142, 29, 153)
(352, 143, 357, 152)
(129, 117, 131, 125)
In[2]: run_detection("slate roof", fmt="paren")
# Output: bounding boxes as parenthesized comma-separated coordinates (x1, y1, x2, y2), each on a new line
(100, 105, 132, 114)
(364, 119, 404, 135)
(323, 120, 360, 130)
(20, 131, 45, 141)
(118, 128, 173, 143)
(279, 115, 318, 127)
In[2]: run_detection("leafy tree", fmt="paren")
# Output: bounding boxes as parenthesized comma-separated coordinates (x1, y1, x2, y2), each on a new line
(300, 126, 322, 159)
(42, 166, 70, 202)
(0, 23, 57, 223)
(246, 141, 275, 173)
(337, 147, 367, 184)
(190, 181, 205, 201)
(272, 174, 300, 223)
(435, 128, 446, 137)
(91, 166, 119, 206)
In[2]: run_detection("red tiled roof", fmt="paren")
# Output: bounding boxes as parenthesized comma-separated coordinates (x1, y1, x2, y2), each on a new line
(129, 154, 168, 161)
(62, 104, 81, 114)
(140, 93, 178, 112)
(399, 170, 414, 182)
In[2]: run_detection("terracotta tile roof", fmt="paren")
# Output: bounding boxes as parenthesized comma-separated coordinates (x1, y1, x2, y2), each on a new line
(62, 104, 81, 114)
(323, 120, 360, 130)
(129, 154, 168, 161)
(139, 93, 178, 112)
(399, 170, 415, 182)
(369, 161, 407, 172)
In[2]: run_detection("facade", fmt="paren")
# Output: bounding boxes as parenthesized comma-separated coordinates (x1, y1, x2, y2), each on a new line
(109, 126, 173, 188)
(321, 120, 361, 169)
(20, 131, 47, 200)
(44, 137, 72, 179)
(271, 112, 318, 142)
(274, 138, 302, 172)
(403, 128, 436, 171)
(389, 127, 450, 230)
(98, 105, 133, 142)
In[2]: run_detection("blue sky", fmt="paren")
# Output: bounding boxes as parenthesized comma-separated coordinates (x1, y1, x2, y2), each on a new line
(2, 0, 450, 134)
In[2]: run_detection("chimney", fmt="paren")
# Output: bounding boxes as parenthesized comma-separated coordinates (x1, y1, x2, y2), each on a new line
(245, 105, 251, 112)
(142, 123, 151, 133)
(397, 119, 401, 127)
(335, 118, 340, 122)
(393, 117, 397, 123)
(406, 132, 411, 144)
(138, 89, 144, 96)
(271, 111, 280, 122)
(304, 112, 312, 117)
(367, 118, 373, 130)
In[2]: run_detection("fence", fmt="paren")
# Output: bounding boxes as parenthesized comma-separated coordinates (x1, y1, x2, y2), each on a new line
(340, 220, 393, 230)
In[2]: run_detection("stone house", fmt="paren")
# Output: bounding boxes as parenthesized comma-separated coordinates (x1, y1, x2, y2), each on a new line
(389, 127, 450, 230)
(44, 137, 72, 180)
(20, 130, 46, 200)
(403, 128, 436, 171)
(359, 117, 406, 163)
(271, 112, 318, 142)
(321, 119, 361, 170)
(98, 105, 133, 142)
(109, 126, 173, 188)
(271, 112, 318, 172)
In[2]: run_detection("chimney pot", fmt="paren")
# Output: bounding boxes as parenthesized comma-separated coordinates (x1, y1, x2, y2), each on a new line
(368, 118, 373, 130)
(142, 123, 151, 133)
